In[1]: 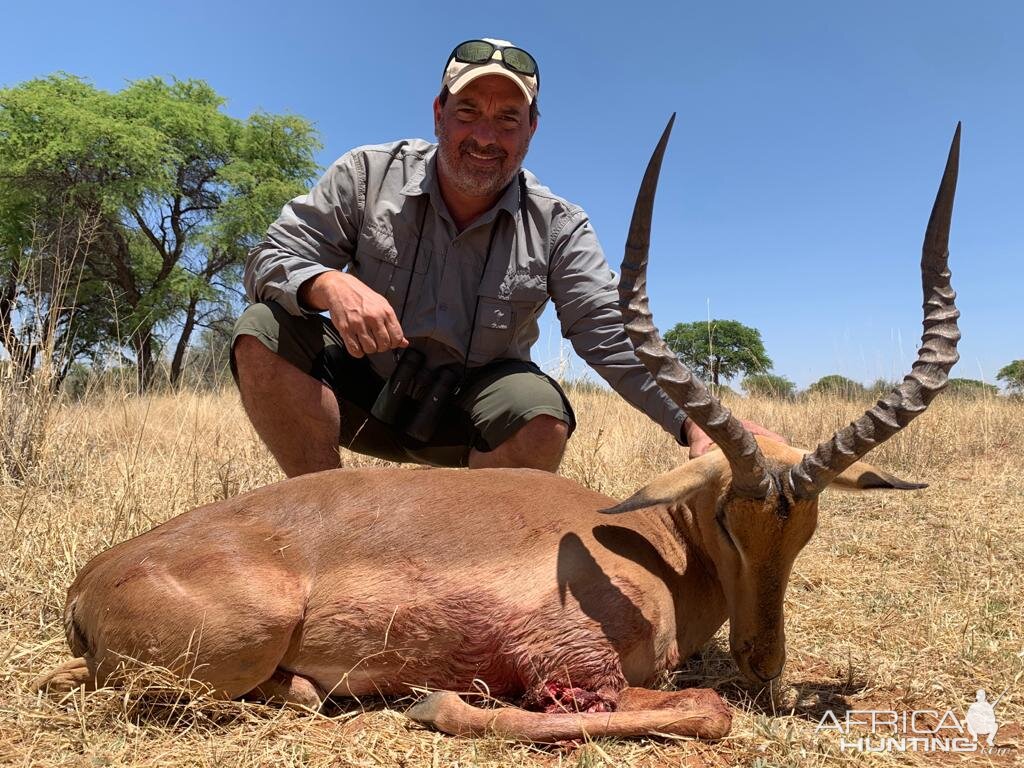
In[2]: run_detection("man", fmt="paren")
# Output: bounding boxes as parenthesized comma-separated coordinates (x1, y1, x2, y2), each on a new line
(233, 38, 780, 477)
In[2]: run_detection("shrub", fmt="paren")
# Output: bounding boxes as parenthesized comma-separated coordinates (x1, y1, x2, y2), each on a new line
(742, 373, 797, 399)
(946, 378, 998, 398)
(808, 374, 865, 399)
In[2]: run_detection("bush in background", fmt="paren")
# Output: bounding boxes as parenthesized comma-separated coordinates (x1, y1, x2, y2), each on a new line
(742, 373, 797, 400)
(807, 374, 865, 400)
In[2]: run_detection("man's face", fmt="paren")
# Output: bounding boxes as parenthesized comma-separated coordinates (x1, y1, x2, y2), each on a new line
(434, 75, 537, 201)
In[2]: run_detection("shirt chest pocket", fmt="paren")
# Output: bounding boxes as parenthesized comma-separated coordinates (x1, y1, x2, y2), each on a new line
(353, 227, 433, 310)
(468, 296, 514, 365)
(468, 283, 549, 365)
(508, 282, 548, 323)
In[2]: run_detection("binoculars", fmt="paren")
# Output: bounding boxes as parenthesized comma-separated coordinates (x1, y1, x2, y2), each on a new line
(370, 347, 461, 443)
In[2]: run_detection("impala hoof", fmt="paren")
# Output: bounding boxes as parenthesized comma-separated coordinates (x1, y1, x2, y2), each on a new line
(407, 691, 460, 726)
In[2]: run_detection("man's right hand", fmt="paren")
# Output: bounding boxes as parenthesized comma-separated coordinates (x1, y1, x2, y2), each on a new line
(299, 271, 408, 358)
(684, 417, 788, 459)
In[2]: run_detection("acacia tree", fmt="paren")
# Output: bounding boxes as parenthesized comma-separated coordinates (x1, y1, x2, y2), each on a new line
(997, 360, 1024, 395)
(663, 319, 771, 387)
(0, 74, 320, 390)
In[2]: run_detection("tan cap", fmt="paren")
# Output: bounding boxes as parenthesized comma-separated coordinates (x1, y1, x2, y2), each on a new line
(441, 38, 539, 103)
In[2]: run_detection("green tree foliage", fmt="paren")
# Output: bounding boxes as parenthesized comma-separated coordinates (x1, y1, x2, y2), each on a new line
(742, 373, 796, 399)
(945, 378, 998, 398)
(997, 360, 1024, 395)
(0, 74, 320, 390)
(663, 320, 772, 387)
(808, 374, 865, 399)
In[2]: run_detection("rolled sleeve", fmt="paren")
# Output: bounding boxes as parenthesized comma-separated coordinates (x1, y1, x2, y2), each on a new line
(244, 152, 364, 316)
(548, 214, 686, 442)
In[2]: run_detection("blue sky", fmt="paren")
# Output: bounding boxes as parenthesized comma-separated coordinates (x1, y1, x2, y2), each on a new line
(3, 1, 1021, 388)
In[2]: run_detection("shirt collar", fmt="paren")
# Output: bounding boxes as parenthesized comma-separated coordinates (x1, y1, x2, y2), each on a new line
(400, 147, 433, 197)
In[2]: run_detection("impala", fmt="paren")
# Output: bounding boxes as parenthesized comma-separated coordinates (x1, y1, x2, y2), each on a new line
(35, 118, 961, 742)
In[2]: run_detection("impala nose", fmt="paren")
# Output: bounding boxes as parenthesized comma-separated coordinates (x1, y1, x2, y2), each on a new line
(747, 646, 785, 683)
(734, 639, 785, 684)
(751, 664, 782, 683)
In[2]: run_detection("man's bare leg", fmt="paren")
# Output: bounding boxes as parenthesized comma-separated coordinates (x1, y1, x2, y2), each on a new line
(468, 415, 568, 472)
(234, 335, 342, 477)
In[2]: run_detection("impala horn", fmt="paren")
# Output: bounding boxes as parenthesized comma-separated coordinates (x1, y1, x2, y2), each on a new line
(787, 124, 962, 498)
(618, 115, 772, 499)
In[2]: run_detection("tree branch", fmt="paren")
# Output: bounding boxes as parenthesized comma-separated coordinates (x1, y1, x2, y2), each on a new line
(127, 207, 167, 258)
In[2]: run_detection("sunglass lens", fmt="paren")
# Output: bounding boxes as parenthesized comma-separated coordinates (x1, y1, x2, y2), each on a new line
(455, 41, 495, 64)
(502, 48, 537, 76)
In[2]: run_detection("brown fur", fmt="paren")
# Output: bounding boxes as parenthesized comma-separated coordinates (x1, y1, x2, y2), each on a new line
(35, 438, 920, 741)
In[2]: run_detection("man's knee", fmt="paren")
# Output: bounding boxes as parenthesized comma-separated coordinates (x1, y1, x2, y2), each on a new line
(469, 413, 569, 471)
(513, 414, 569, 446)
(233, 333, 267, 364)
(232, 300, 333, 390)
(232, 334, 280, 387)
(493, 414, 570, 458)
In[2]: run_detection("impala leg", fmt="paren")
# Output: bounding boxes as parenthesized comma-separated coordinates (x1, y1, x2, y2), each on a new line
(407, 689, 731, 742)
(32, 656, 97, 694)
(615, 686, 728, 714)
(248, 668, 323, 710)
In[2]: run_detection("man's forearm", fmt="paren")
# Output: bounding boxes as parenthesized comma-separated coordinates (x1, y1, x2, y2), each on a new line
(298, 270, 346, 312)
(244, 151, 362, 315)
(299, 270, 408, 358)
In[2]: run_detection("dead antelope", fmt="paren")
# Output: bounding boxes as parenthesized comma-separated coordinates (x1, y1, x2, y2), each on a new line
(34, 118, 961, 743)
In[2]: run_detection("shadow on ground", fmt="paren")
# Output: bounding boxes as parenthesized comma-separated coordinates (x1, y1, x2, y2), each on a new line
(670, 641, 869, 722)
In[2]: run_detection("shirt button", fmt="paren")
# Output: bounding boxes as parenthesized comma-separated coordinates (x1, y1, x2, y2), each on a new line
(388, 285, 396, 293)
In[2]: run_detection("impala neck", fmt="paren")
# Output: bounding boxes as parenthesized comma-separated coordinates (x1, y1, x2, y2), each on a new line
(652, 500, 730, 657)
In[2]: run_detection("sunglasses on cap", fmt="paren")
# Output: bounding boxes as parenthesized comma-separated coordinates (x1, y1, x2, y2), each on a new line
(445, 39, 540, 85)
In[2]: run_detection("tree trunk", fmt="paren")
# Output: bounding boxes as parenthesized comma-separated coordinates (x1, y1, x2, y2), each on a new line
(135, 330, 155, 393)
(169, 294, 200, 388)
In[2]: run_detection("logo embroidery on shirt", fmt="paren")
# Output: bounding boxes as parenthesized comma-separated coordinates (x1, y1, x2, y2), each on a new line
(365, 221, 399, 263)
(497, 264, 546, 300)
(486, 307, 509, 330)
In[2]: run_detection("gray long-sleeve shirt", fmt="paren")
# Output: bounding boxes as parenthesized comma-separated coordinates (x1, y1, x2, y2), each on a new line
(244, 139, 685, 441)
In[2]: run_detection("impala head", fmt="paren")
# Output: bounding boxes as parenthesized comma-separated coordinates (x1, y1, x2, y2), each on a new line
(608, 116, 961, 684)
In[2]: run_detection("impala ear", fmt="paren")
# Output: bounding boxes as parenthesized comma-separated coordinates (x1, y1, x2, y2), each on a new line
(600, 492, 672, 515)
(601, 456, 727, 514)
(829, 460, 927, 492)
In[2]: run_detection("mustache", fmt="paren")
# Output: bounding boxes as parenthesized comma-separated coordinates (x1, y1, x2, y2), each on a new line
(460, 139, 506, 159)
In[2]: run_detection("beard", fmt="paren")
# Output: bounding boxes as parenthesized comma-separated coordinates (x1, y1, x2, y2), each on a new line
(436, 119, 531, 200)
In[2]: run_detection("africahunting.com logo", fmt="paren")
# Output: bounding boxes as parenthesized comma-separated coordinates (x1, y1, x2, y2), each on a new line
(815, 686, 1011, 754)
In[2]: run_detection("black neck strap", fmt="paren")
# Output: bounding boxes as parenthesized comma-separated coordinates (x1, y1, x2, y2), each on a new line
(397, 198, 431, 325)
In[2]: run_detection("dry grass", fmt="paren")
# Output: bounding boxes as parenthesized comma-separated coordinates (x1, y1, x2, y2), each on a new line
(2, 384, 1021, 766)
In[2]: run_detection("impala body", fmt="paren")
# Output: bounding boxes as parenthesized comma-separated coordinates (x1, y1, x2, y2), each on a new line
(36, 119, 961, 742)
(62, 464, 727, 701)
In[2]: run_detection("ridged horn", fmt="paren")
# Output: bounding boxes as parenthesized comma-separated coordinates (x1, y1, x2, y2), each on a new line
(619, 115, 771, 499)
(787, 123, 962, 499)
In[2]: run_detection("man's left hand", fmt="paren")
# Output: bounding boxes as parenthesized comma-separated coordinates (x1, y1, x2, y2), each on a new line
(683, 418, 788, 459)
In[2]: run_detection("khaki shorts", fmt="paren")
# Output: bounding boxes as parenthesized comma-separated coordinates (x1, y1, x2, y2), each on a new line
(231, 301, 575, 467)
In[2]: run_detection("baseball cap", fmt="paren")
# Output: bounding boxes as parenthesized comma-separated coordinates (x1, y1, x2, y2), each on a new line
(441, 38, 539, 103)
